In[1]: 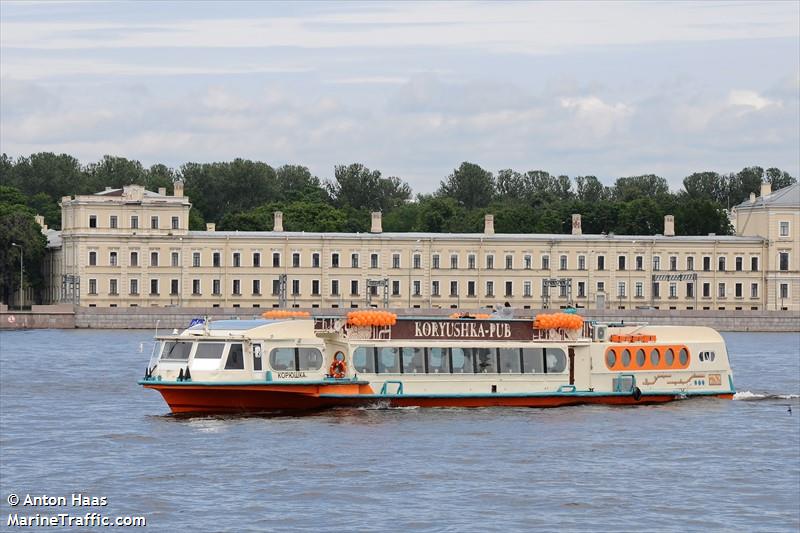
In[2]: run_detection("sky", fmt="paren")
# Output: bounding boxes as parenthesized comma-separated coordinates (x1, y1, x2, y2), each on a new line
(1, 1, 798, 193)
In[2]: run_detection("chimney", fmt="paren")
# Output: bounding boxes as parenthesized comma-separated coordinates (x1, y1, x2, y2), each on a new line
(206, 223, 215, 232)
(35, 214, 47, 231)
(371, 212, 382, 233)
(664, 215, 675, 237)
(273, 211, 284, 232)
(484, 214, 495, 236)
(173, 180, 184, 197)
(158, 187, 167, 196)
(571, 214, 582, 235)
(750, 192, 756, 203)
(760, 182, 771, 197)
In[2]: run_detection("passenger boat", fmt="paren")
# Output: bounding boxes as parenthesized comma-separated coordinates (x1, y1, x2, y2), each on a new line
(139, 311, 735, 414)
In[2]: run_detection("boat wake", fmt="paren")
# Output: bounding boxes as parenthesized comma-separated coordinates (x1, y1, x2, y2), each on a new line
(733, 390, 800, 401)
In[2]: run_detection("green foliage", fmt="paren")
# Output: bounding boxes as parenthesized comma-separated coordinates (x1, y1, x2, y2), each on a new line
(0, 191, 48, 304)
(612, 174, 670, 202)
(438, 162, 494, 208)
(327, 163, 411, 213)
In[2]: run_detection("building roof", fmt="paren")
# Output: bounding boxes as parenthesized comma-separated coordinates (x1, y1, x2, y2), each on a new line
(94, 188, 165, 198)
(734, 182, 799, 209)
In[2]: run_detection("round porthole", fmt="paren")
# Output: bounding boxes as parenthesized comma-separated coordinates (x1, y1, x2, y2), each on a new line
(665, 348, 675, 366)
(650, 348, 660, 366)
(621, 349, 631, 368)
(679, 348, 689, 366)
(636, 349, 646, 367)
(606, 350, 617, 368)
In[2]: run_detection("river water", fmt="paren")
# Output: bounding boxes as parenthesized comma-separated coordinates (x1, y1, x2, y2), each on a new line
(0, 330, 798, 532)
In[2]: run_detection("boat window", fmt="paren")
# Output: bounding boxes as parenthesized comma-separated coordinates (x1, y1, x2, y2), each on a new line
(427, 347, 450, 373)
(522, 348, 544, 373)
(225, 343, 244, 370)
(650, 348, 660, 366)
(664, 348, 675, 366)
(499, 348, 521, 373)
(451, 347, 474, 374)
(679, 348, 689, 365)
(636, 349, 646, 367)
(709, 351, 715, 361)
(253, 345, 262, 371)
(606, 350, 616, 369)
(270, 348, 296, 371)
(377, 347, 401, 373)
(621, 349, 631, 368)
(194, 342, 225, 359)
(402, 347, 425, 374)
(473, 348, 497, 373)
(161, 341, 192, 360)
(298, 348, 323, 371)
(545, 348, 567, 373)
(353, 347, 375, 373)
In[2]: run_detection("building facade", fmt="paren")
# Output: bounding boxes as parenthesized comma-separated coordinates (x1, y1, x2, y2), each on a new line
(42, 182, 799, 312)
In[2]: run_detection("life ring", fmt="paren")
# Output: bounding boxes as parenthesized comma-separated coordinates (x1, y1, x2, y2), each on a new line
(632, 386, 642, 401)
(329, 352, 347, 379)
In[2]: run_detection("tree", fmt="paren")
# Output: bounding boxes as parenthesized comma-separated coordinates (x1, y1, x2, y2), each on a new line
(438, 162, 494, 209)
(275, 165, 324, 202)
(574, 175, 609, 202)
(146, 164, 176, 194)
(612, 174, 670, 202)
(327, 163, 411, 213)
(673, 196, 732, 236)
(682, 172, 727, 204)
(765, 168, 797, 191)
(729, 166, 764, 205)
(0, 192, 47, 305)
(84, 155, 147, 192)
(616, 198, 666, 235)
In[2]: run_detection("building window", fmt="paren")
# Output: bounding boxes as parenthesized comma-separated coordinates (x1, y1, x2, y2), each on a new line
(618, 256, 626, 271)
(751, 283, 758, 298)
(686, 282, 694, 298)
(88, 251, 97, 266)
(669, 282, 677, 298)
(109, 251, 118, 266)
(559, 284, 567, 298)
(486, 255, 494, 270)
(505, 281, 513, 297)
(413, 280, 421, 296)
(735, 283, 742, 298)
(88, 278, 97, 295)
(312, 280, 320, 296)
(371, 253, 379, 269)
(718, 257, 726, 272)
(150, 279, 159, 295)
(542, 255, 551, 270)
(213, 252, 221, 267)
(310, 253, 319, 268)
(272, 252, 280, 268)
(271, 279, 281, 295)
(431, 280, 440, 296)
(468, 254, 476, 270)
(450, 254, 458, 269)
(130, 251, 139, 267)
(130, 215, 139, 229)
(560, 255, 568, 270)
(171, 216, 179, 230)
(635, 256, 643, 271)
(291, 252, 300, 268)
(351, 253, 359, 268)
(388, 253, 398, 269)
(331, 253, 340, 268)
(486, 281, 494, 297)
(577, 282, 585, 298)
(253, 252, 261, 267)
(392, 280, 401, 296)
(596, 255, 604, 271)
(669, 256, 677, 271)
(129, 279, 139, 295)
(779, 252, 789, 271)
(505, 255, 513, 270)
(524, 281, 532, 297)
(686, 256, 694, 271)
(150, 216, 158, 229)
(432, 254, 440, 269)
(597, 281, 605, 293)
(413, 254, 421, 269)
(652, 282, 660, 299)
(170, 279, 179, 295)
(192, 252, 201, 267)
(618, 281, 626, 298)
(653, 256, 661, 271)
(89, 215, 97, 228)
(702, 282, 710, 298)
(192, 279, 201, 295)
(150, 251, 159, 267)
(733, 256, 742, 271)
(110, 216, 118, 229)
(233, 279, 241, 295)
(779, 283, 789, 300)
(350, 280, 359, 295)
(467, 281, 476, 297)
(291, 279, 300, 295)
(450, 281, 458, 297)
(751, 257, 759, 271)
(703, 256, 711, 271)
(718, 283, 726, 298)
(109, 279, 118, 295)
(779, 221, 790, 237)
(252, 279, 261, 295)
(331, 280, 340, 296)
(166, 251, 177, 267)
(523, 255, 531, 270)
(578, 255, 586, 271)
(635, 282, 643, 298)
(212, 279, 221, 295)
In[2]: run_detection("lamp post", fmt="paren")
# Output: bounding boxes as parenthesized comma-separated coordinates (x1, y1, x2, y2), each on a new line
(11, 242, 23, 308)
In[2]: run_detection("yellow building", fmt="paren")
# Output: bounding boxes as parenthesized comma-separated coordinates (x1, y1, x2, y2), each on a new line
(43, 182, 798, 312)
